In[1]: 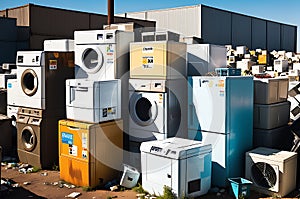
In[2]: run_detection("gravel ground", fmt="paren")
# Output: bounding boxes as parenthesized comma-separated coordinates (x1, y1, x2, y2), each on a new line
(1, 164, 300, 199)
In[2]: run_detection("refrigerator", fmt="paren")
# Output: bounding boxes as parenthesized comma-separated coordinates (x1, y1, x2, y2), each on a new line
(188, 76, 253, 187)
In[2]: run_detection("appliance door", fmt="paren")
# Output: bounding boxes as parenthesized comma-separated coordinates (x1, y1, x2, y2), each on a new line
(201, 131, 227, 187)
(75, 45, 104, 75)
(66, 82, 96, 109)
(129, 92, 166, 138)
(142, 153, 173, 196)
(192, 77, 226, 134)
(20, 68, 39, 96)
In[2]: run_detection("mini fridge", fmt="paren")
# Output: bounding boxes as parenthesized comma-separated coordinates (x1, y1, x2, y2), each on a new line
(188, 76, 253, 187)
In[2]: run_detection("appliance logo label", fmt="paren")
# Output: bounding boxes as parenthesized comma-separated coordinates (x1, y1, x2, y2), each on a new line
(142, 56, 154, 69)
(142, 47, 154, 53)
(102, 107, 116, 117)
(107, 44, 114, 56)
(49, 60, 57, 70)
(62, 132, 73, 145)
(7, 83, 12, 88)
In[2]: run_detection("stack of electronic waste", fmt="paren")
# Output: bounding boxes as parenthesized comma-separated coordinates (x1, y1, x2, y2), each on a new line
(6, 39, 75, 169)
(253, 77, 293, 150)
(59, 30, 132, 188)
(288, 82, 300, 121)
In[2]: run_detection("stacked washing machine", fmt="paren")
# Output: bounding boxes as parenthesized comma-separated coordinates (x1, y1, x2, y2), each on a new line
(12, 40, 75, 169)
(58, 30, 133, 187)
(127, 32, 188, 171)
(253, 77, 293, 151)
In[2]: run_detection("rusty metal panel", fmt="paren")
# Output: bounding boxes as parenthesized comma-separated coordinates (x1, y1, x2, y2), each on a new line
(267, 21, 281, 51)
(30, 5, 90, 37)
(232, 14, 251, 48)
(7, 5, 30, 26)
(281, 25, 296, 52)
(201, 6, 231, 45)
(252, 18, 267, 49)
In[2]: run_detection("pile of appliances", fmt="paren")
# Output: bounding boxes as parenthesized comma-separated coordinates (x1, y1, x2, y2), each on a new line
(58, 30, 133, 187)
(188, 76, 254, 187)
(253, 77, 293, 150)
(127, 31, 188, 171)
(11, 41, 75, 168)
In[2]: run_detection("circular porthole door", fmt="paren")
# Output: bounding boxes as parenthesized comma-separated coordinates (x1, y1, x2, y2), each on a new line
(21, 69, 38, 96)
(81, 47, 104, 74)
(21, 126, 37, 152)
(129, 93, 158, 126)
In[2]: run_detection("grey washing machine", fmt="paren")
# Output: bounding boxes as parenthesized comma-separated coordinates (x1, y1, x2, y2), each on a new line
(16, 107, 62, 169)
(126, 78, 187, 171)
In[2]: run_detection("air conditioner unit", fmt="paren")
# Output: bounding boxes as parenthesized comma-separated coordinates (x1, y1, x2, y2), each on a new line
(245, 147, 297, 197)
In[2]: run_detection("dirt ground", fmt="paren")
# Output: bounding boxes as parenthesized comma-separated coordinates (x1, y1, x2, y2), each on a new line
(1, 165, 300, 199)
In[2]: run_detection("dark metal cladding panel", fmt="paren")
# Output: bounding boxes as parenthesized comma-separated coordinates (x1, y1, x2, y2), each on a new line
(281, 25, 296, 52)
(232, 14, 251, 48)
(89, 14, 111, 29)
(29, 34, 65, 50)
(201, 6, 231, 45)
(252, 18, 267, 49)
(267, 21, 281, 51)
(0, 41, 17, 65)
(30, 5, 90, 37)
(0, 17, 17, 42)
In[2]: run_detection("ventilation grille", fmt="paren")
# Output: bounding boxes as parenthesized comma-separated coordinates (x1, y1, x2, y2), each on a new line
(251, 162, 277, 189)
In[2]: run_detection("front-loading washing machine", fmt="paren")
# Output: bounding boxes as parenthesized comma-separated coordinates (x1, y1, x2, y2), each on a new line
(16, 107, 62, 168)
(128, 78, 187, 142)
(14, 51, 75, 110)
(74, 30, 134, 81)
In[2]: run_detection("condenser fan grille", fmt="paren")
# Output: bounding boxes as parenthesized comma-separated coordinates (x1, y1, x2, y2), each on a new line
(251, 162, 277, 189)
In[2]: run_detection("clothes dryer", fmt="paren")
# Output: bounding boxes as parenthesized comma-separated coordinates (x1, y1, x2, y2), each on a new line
(14, 51, 74, 110)
(16, 107, 62, 168)
(74, 30, 134, 81)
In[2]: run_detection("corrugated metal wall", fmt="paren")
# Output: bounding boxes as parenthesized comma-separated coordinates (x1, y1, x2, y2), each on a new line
(201, 6, 231, 45)
(251, 18, 267, 49)
(122, 5, 297, 52)
(0, 4, 156, 50)
(231, 14, 251, 48)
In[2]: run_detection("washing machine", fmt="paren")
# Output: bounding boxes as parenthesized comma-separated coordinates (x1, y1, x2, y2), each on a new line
(66, 78, 121, 123)
(74, 30, 134, 81)
(14, 51, 74, 110)
(128, 78, 187, 142)
(16, 107, 62, 168)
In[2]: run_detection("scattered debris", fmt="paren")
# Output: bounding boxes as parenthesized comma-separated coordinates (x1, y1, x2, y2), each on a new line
(216, 192, 221, 197)
(23, 181, 31, 185)
(41, 172, 48, 176)
(104, 179, 118, 190)
(12, 183, 19, 188)
(110, 185, 118, 191)
(136, 193, 145, 199)
(65, 191, 81, 198)
(219, 188, 226, 193)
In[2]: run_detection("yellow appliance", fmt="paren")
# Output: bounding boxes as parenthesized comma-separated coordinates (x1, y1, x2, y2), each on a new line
(130, 41, 187, 79)
(59, 119, 123, 187)
(258, 50, 268, 65)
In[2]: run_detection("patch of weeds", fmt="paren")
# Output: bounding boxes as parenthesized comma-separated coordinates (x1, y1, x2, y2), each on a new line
(30, 166, 41, 173)
(132, 183, 148, 194)
(156, 186, 176, 199)
(82, 186, 93, 192)
(52, 164, 59, 171)
(119, 186, 126, 191)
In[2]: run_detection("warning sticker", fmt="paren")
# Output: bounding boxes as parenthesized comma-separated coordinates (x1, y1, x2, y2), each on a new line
(49, 60, 57, 70)
(102, 107, 116, 117)
(82, 150, 88, 159)
(69, 145, 78, 157)
(142, 56, 154, 69)
(62, 132, 73, 145)
(82, 133, 87, 149)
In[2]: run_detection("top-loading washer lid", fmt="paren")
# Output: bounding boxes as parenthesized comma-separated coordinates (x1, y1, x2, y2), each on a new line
(129, 93, 158, 126)
(81, 47, 104, 74)
(21, 69, 38, 96)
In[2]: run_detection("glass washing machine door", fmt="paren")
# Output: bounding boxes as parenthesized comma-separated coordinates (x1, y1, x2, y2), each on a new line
(21, 125, 37, 152)
(81, 47, 104, 74)
(21, 69, 39, 96)
(129, 92, 159, 126)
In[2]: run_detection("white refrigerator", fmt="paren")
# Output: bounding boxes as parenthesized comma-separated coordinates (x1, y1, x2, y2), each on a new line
(188, 76, 253, 187)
